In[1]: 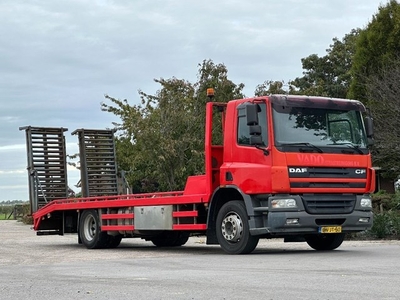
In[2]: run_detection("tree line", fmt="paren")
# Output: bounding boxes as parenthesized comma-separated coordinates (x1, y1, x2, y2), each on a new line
(102, 0, 400, 193)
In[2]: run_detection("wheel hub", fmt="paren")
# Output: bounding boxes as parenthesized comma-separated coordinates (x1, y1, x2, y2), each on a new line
(221, 213, 243, 242)
(83, 215, 96, 242)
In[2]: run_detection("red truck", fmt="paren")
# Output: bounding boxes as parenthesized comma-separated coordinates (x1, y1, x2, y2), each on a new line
(22, 91, 375, 254)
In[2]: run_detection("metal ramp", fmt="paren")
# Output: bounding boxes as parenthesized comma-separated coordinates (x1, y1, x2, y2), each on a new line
(19, 126, 69, 213)
(72, 129, 119, 197)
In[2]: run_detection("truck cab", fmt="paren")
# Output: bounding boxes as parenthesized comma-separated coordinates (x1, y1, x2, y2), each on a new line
(206, 95, 374, 253)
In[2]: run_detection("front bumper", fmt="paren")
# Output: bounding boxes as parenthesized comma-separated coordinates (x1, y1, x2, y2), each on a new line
(249, 210, 373, 236)
(275, 209, 370, 231)
(250, 211, 373, 236)
(248, 193, 373, 236)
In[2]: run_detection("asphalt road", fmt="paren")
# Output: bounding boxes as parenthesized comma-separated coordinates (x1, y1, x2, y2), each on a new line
(1, 220, 399, 300)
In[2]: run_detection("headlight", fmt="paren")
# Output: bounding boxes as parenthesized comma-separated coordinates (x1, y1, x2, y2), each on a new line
(360, 198, 372, 208)
(271, 199, 297, 209)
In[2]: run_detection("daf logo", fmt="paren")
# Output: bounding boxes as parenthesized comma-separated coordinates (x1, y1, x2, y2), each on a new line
(289, 168, 308, 173)
(355, 169, 366, 175)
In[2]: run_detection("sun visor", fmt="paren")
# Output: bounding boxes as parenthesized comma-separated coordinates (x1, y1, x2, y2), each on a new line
(270, 95, 366, 112)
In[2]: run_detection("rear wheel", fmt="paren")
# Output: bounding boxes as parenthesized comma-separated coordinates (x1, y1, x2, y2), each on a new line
(216, 201, 259, 254)
(151, 231, 190, 247)
(106, 235, 123, 248)
(305, 233, 345, 251)
(79, 210, 108, 249)
(173, 232, 190, 246)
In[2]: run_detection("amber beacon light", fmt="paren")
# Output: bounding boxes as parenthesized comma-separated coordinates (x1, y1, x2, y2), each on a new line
(207, 88, 215, 99)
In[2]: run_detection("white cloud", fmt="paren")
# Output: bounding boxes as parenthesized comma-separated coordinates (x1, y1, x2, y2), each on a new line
(0, 170, 25, 175)
(0, 116, 21, 123)
(0, 144, 25, 152)
(0, 185, 27, 190)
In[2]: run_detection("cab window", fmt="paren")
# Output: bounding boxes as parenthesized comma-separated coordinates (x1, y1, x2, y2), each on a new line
(237, 103, 267, 146)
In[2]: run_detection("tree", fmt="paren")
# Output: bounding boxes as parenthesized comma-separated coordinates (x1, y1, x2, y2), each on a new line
(254, 80, 293, 96)
(345, 0, 400, 180)
(100, 96, 149, 192)
(366, 58, 400, 179)
(349, 0, 400, 101)
(102, 78, 197, 192)
(191, 60, 245, 155)
(102, 60, 245, 192)
(291, 29, 360, 98)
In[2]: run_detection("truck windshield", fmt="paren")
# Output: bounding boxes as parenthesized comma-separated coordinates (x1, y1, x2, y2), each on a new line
(272, 104, 368, 153)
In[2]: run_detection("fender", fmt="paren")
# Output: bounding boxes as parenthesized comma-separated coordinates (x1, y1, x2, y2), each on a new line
(206, 185, 263, 244)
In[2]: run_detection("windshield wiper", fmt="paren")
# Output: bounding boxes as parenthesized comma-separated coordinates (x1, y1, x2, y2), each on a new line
(279, 142, 323, 153)
(328, 142, 364, 154)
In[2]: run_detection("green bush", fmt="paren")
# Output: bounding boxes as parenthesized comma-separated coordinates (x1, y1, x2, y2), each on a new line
(365, 191, 400, 239)
(368, 213, 392, 238)
(387, 210, 400, 237)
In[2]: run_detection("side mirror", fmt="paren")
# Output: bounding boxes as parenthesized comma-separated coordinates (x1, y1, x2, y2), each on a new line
(246, 103, 263, 145)
(249, 125, 262, 145)
(250, 135, 263, 145)
(365, 116, 373, 138)
(246, 103, 260, 125)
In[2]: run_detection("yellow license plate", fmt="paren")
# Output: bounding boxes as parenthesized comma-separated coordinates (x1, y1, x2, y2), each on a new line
(319, 226, 342, 233)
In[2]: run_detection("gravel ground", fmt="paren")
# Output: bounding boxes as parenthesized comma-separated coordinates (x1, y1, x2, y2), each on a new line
(2, 220, 400, 265)
(2, 220, 400, 300)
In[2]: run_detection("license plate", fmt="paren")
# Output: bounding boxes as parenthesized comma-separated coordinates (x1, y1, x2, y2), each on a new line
(319, 226, 342, 233)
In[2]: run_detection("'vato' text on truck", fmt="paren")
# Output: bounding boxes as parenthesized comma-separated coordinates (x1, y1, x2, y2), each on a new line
(20, 90, 375, 254)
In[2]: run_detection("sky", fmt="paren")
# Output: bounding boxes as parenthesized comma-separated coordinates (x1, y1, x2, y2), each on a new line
(0, 0, 386, 202)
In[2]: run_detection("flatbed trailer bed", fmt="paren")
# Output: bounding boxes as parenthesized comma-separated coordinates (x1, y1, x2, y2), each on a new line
(33, 188, 209, 233)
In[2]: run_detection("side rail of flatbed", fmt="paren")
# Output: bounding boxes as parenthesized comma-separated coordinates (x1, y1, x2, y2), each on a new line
(33, 191, 208, 234)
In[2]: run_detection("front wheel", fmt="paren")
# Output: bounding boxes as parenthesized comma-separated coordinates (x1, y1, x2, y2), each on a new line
(216, 201, 259, 254)
(305, 233, 345, 251)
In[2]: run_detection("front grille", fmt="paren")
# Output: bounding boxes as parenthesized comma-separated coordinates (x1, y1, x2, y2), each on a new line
(291, 182, 365, 188)
(302, 194, 356, 214)
(288, 167, 367, 189)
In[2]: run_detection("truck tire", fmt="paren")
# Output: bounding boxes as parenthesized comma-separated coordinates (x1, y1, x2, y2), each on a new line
(216, 201, 259, 254)
(305, 233, 345, 251)
(106, 235, 123, 248)
(173, 232, 190, 246)
(79, 210, 108, 249)
(151, 231, 190, 247)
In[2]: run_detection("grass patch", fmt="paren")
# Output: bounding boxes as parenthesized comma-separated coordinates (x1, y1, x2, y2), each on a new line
(0, 214, 11, 220)
(0, 206, 13, 220)
(0, 203, 30, 221)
